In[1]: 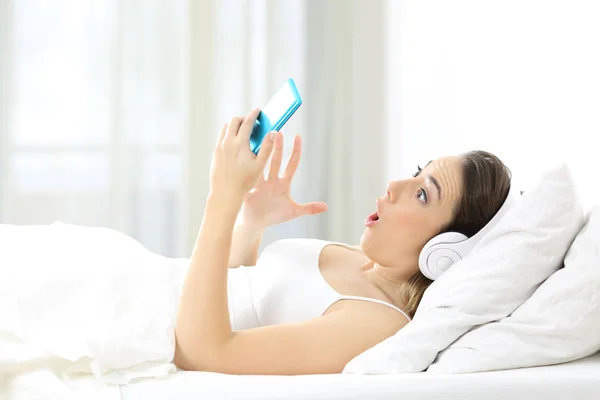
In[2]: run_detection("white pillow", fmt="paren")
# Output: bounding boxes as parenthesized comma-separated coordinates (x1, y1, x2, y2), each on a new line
(342, 163, 584, 374)
(427, 206, 600, 373)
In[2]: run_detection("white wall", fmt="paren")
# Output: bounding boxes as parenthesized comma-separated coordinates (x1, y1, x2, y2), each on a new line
(386, 0, 600, 210)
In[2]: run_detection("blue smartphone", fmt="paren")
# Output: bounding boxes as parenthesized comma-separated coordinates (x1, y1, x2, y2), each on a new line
(249, 78, 303, 154)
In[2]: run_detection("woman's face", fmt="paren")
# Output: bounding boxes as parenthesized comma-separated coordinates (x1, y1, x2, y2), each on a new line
(360, 156, 464, 279)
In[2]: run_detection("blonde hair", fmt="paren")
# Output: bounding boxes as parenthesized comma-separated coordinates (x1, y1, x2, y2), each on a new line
(399, 271, 434, 319)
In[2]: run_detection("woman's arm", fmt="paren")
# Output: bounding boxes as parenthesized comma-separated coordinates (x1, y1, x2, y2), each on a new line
(174, 190, 241, 369)
(228, 221, 264, 268)
(174, 111, 275, 370)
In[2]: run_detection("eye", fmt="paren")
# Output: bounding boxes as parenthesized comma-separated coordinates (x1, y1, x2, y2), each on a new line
(413, 165, 423, 178)
(417, 188, 428, 204)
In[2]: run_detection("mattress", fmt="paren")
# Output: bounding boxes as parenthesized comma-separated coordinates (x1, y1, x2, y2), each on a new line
(120, 351, 600, 400)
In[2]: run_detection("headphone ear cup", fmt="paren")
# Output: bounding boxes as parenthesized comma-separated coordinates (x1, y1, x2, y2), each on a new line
(419, 232, 468, 280)
(423, 248, 462, 280)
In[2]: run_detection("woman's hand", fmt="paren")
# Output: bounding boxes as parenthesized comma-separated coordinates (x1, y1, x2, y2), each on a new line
(236, 130, 328, 230)
(209, 109, 276, 200)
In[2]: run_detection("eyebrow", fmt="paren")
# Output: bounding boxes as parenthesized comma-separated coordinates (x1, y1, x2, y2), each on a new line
(427, 175, 442, 201)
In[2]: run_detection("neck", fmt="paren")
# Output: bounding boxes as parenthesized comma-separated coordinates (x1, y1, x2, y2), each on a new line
(361, 260, 412, 308)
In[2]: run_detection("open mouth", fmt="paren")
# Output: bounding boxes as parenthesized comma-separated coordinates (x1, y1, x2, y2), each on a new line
(365, 211, 380, 226)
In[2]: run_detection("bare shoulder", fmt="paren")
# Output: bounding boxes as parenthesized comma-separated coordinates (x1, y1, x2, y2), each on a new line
(329, 299, 410, 339)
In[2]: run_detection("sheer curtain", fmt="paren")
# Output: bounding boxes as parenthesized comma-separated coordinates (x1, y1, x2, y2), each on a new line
(0, 0, 189, 256)
(189, 0, 389, 250)
(0, 0, 389, 257)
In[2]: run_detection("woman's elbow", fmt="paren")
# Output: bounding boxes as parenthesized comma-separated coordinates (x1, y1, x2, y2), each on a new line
(173, 327, 233, 372)
(173, 345, 194, 371)
(173, 337, 205, 371)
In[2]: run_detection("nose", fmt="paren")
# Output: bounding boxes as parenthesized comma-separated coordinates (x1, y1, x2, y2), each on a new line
(385, 180, 403, 202)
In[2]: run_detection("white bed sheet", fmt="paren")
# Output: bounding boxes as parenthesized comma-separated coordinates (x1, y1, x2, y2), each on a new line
(120, 351, 600, 400)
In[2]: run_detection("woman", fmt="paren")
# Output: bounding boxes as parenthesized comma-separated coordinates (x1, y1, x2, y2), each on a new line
(173, 109, 512, 375)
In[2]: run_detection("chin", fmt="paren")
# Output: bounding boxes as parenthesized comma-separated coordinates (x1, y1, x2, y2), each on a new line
(359, 228, 373, 253)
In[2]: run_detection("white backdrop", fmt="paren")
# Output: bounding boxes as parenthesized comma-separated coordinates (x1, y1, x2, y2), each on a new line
(386, 0, 600, 210)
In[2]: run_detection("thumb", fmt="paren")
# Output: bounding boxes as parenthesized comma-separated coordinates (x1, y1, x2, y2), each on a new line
(298, 202, 329, 216)
(256, 131, 276, 167)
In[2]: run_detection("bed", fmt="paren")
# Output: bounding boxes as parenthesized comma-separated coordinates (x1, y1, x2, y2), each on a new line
(119, 350, 600, 400)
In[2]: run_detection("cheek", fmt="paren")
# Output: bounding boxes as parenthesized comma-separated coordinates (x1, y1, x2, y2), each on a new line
(390, 208, 423, 228)
(388, 208, 437, 243)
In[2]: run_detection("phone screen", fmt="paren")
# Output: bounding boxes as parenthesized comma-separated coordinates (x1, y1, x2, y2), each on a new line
(261, 85, 298, 126)
(249, 79, 302, 154)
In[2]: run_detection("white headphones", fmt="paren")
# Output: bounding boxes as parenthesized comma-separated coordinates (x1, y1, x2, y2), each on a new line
(418, 193, 516, 280)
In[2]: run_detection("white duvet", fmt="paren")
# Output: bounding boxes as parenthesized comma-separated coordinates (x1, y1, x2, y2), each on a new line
(0, 222, 188, 400)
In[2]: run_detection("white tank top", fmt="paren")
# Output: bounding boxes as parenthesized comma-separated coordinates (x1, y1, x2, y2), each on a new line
(226, 238, 411, 330)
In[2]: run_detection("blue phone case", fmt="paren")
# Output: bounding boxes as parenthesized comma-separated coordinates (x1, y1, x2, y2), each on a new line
(249, 78, 303, 154)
